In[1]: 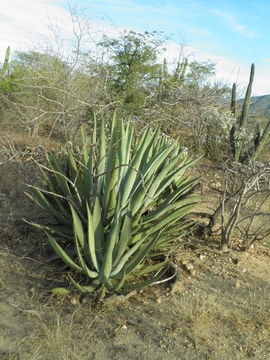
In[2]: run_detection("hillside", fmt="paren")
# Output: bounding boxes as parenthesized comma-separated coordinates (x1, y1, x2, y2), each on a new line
(247, 94, 270, 116)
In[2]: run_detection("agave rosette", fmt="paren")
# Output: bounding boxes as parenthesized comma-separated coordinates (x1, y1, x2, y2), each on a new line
(27, 116, 199, 297)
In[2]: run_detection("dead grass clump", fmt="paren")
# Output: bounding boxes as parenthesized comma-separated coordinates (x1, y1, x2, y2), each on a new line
(0, 133, 61, 152)
(18, 304, 110, 360)
(23, 311, 82, 360)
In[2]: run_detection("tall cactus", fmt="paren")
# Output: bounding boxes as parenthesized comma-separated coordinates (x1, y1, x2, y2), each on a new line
(179, 58, 188, 83)
(173, 58, 188, 83)
(230, 82, 236, 116)
(162, 58, 169, 80)
(250, 119, 270, 162)
(2, 46, 10, 74)
(229, 82, 237, 158)
(158, 58, 188, 103)
(234, 63, 255, 162)
(239, 63, 255, 127)
(158, 58, 169, 102)
(230, 63, 270, 163)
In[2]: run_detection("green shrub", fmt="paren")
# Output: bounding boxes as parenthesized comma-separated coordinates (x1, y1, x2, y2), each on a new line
(26, 117, 199, 298)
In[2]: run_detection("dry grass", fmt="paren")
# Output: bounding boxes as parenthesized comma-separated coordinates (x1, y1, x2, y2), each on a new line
(0, 241, 269, 360)
(21, 310, 87, 360)
(0, 135, 270, 360)
(0, 133, 61, 152)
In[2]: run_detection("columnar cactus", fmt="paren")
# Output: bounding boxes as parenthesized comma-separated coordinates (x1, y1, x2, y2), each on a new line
(2, 46, 10, 74)
(179, 58, 188, 83)
(230, 82, 236, 117)
(230, 63, 270, 163)
(250, 119, 270, 162)
(173, 58, 188, 83)
(162, 58, 169, 80)
(235, 63, 254, 162)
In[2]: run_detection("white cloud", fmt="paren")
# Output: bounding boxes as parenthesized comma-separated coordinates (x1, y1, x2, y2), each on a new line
(0, 0, 125, 59)
(0, 0, 268, 95)
(162, 41, 269, 96)
(193, 52, 269, 96)
(234, 24, 247, 33)
(0, 0, 73, 55)
(211, 9, 257, 38)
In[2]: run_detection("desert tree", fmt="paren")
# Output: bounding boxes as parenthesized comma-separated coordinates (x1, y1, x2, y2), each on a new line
(97, 30, 165, 114)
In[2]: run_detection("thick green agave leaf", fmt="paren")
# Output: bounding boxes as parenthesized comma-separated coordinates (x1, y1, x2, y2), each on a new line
(46, 231, 83, 273)
(25, 188, 71, 226)
(99, 206, 122, 282)
(46, 153, 73, 198)
(24, 220, 72, 240)
(142, 196, 201, 225)
(51, 288, 71, 295)
(73, 229, 99, 279)
(113, 205, 133, 265)
(122, 266, 169, 290)
(68, 275, 100, 293)
(70, 204, 85, 249)
(131, 259, 171, 277)
(87, 200, 102, 270)
(119, 127, 158, 208)
(27, 116, 200, 298)
(112, 269, 126, 292)
(97, 118, 106, 195)
(112, 228, 164, 277)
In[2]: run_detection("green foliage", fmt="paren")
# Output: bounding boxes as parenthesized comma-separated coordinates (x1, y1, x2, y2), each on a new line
(26, 118, 199, 298)
(0, 38, 227, 145)
(156, 58, 218, 109)
(185, 60, 215, 85)
(98, 30, 164, 113)
(177, 58, 189, 83)
(158, 58, 189, 99)
(0, 36, 230, 155)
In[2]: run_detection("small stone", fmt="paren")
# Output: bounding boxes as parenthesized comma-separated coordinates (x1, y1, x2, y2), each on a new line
(231, 257, 239, 264)
(70, 297, 78, 305)
(30, 287, 36, 297)
(186, 263, 194, 271)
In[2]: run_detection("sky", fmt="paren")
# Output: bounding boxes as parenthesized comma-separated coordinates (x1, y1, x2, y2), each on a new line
(1, 0, 270, 95)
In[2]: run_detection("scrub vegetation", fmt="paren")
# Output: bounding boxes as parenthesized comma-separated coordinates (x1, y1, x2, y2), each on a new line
(0, 13, 270, 359)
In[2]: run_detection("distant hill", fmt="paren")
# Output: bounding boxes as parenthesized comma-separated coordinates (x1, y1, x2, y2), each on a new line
(244, 94, 270, 117)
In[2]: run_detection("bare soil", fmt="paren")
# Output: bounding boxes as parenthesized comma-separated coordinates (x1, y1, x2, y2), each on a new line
(0, 161, 269, 360)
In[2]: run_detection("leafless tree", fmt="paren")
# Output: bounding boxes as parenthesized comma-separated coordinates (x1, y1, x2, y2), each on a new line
(202, 161, 270, 251)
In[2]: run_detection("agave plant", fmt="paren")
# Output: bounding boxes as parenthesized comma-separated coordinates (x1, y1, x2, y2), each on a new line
(27, 117, 199, 298)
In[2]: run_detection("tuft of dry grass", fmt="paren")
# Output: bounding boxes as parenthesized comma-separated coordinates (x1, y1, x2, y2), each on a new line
(0, 133, 61, 153)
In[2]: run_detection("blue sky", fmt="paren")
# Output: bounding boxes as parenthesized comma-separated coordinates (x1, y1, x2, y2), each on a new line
(1, 0, 270, 95)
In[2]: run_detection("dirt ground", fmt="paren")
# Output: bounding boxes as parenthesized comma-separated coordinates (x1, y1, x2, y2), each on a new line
(0, 161, 270, 360)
